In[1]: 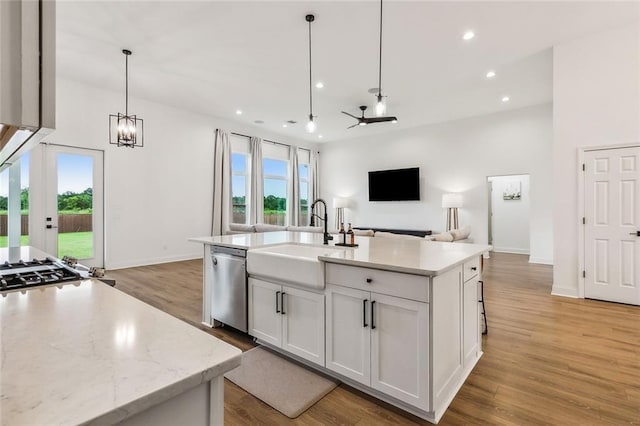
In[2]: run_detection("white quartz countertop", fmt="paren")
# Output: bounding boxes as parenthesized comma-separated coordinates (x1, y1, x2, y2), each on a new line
(189, 231, 329, 249)
(190, 232, 491, 276)
(0, 245, 53, 263)
(319, 237, 491, 276)
(0, 279, 242, 426)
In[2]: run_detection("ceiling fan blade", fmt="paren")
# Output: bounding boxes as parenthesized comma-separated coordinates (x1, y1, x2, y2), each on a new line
(346, 123, 359, 129)
(364, 116, 398, 124)
(341, 111, 359, 119)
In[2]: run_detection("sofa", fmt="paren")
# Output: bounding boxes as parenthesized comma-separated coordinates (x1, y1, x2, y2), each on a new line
(228, 223, 471, 243)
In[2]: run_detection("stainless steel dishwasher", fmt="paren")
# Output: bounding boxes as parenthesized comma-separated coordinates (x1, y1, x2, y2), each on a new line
(210, 245, 248, 332)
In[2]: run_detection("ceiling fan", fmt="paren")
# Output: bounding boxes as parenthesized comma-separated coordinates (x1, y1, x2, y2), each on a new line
(341, 105, 398, 129)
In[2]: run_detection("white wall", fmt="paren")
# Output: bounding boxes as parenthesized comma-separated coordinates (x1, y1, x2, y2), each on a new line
(489, 175, 530, 255)
(552, 24, 640, 297)
(320, 103, 554, 264)
(32, 78, 315, 269)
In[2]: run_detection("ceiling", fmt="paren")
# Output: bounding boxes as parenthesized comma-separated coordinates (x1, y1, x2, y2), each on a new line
(56, 1, 640, 143)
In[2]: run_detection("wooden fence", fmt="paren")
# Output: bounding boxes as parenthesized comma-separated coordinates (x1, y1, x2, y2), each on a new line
(0, 214, 92, 236)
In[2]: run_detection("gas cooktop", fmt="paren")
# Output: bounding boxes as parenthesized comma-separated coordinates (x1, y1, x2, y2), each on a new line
(0, 258, 82, 291)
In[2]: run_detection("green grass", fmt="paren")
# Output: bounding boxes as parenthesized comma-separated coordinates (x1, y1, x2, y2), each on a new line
(58, 232, 93, 259)
(0, 235, 30, 247)
(0, 232, 93, 259)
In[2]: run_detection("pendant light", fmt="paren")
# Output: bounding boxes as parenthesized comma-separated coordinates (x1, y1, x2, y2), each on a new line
(305, 14, 316, 133)
(374, 0, 387, 117)
(109, 49, 144, 148)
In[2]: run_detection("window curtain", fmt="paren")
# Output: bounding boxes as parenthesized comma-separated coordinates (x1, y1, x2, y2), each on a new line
(288, 146, 300, 226)
(249, 137, 264, 224)
(309, 150, 319, 206)
(211, 129, 232, 236)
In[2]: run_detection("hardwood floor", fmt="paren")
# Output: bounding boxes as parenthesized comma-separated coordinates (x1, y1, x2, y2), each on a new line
(108, 253, 640, 425)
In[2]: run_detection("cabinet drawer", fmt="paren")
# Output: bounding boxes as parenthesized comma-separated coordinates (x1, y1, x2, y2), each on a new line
(326, 263, 429, 302)
(463, 257, 480, 283)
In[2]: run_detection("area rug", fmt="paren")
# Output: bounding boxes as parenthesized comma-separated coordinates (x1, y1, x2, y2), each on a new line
(224, 346, 339, 418)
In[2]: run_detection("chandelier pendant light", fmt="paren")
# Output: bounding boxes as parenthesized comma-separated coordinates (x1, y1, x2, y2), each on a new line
(305, 14, 317, 133)
(374, 0, 387, 117)
(109, 49, 144, 148)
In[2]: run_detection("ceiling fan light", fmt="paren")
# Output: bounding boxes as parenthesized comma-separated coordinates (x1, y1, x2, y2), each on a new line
(359, 122, 367, 126)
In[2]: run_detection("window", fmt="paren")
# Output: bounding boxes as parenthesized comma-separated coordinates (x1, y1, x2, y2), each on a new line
(0, 152, 30, 247)
(231, 152, 249, 224)
(299, 164, 310, 226)
(263, 158, 288, 225)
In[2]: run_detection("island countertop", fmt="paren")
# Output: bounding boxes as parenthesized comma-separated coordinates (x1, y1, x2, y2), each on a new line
(0, 278, 242, 426)
(190, 232, 491, 276)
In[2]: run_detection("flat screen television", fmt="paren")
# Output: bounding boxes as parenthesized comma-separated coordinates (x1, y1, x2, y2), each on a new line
(368, 167, 420, 201)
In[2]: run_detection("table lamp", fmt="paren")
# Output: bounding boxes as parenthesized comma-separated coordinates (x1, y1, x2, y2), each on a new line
(442, 193, 463, 231)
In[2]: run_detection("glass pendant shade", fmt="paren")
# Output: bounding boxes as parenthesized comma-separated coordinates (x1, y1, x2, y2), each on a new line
(374, 95, 387, 116)
(306, 116, 316, 133)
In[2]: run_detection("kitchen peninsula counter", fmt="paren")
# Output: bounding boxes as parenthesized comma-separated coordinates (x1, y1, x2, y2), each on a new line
(0, 261, 241, 426)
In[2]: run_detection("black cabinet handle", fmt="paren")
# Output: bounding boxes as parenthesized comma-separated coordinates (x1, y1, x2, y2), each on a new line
(281, 292, 286, 315)
(371, 300, 376, 330)
(275, 291, 281, 313)
(363, 299, 368, 328)
(471, 266, 477, 271)
(366, 278, 372, 283)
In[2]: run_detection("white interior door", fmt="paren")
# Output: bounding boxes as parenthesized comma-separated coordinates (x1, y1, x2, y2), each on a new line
(584, 146, 640, 305)
(44, 145, 104, 267)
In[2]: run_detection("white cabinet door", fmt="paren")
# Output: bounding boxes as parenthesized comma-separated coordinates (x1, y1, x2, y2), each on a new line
(463, 279, 479, 367)
(281, 286, 325, 366)
(370, 293, 430, 411)
(248, 278, 281, 347)
(325, 285, 371, 385)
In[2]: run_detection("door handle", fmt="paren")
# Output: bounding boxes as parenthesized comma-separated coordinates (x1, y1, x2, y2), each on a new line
(281, 292, 286, 315)
(212, 257, 218, 266)
(629, 231, 640, 236)
(276, 291, 280, 313)
(363, 299, 368, 328)
(371, 300, 376, 330)
(45, 225, 58, 229)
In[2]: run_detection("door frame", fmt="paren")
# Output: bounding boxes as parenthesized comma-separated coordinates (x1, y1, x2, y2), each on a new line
(30, 143, 105, 267)
(577, 143, 640, 299)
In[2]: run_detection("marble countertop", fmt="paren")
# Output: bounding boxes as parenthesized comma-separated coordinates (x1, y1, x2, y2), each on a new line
(1, 278, 242, 426)
(190, 232, 491, 276)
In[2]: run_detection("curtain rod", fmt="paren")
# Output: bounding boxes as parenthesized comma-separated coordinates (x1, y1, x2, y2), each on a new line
(230, 131, 311, 152)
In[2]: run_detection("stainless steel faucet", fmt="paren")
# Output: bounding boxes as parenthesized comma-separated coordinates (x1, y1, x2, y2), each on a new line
(310, 198, 333, 245)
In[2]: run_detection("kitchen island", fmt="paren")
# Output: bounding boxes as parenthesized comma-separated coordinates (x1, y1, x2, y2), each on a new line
(191, 232, 490, 423)
(0, 247, 241, 426)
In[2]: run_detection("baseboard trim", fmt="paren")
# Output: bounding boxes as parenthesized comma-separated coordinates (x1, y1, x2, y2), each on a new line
(551, 286, 579, 298)
(528, 257, 553, 265)
(107, 253, 202, 270)
(492, 247, 530, 255)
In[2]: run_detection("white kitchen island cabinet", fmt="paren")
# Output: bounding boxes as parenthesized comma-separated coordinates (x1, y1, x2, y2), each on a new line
(248, 277, 325, 366)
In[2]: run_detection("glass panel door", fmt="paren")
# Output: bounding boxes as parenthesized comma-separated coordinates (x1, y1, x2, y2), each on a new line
(45, 145, 104, 267)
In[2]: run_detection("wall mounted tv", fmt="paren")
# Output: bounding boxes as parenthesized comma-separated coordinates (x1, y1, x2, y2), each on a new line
(368, 167, 420, 201)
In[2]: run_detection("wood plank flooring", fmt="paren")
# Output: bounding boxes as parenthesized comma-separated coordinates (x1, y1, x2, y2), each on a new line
(108, 253, 640, 425)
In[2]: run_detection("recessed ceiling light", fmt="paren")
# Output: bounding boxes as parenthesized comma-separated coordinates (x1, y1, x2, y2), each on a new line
(318, 134, 323, 139)
(462, 31, 475, 41)
(282, 123, 288, 128)
(502, 96, 510, 102)
(235, 109, 242, 115)
(486, 70, 496, 78)
(315, 82, 324, 89)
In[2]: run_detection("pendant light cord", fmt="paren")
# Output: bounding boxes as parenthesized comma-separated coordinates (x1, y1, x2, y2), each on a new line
(308, 19, 313, 118)
(125, 53, 129, 116)
(377, 0, 383, 98)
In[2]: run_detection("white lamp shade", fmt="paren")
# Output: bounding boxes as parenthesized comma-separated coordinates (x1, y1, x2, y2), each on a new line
(442, 193, 463, 208)
(333, 197, 350, 208)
